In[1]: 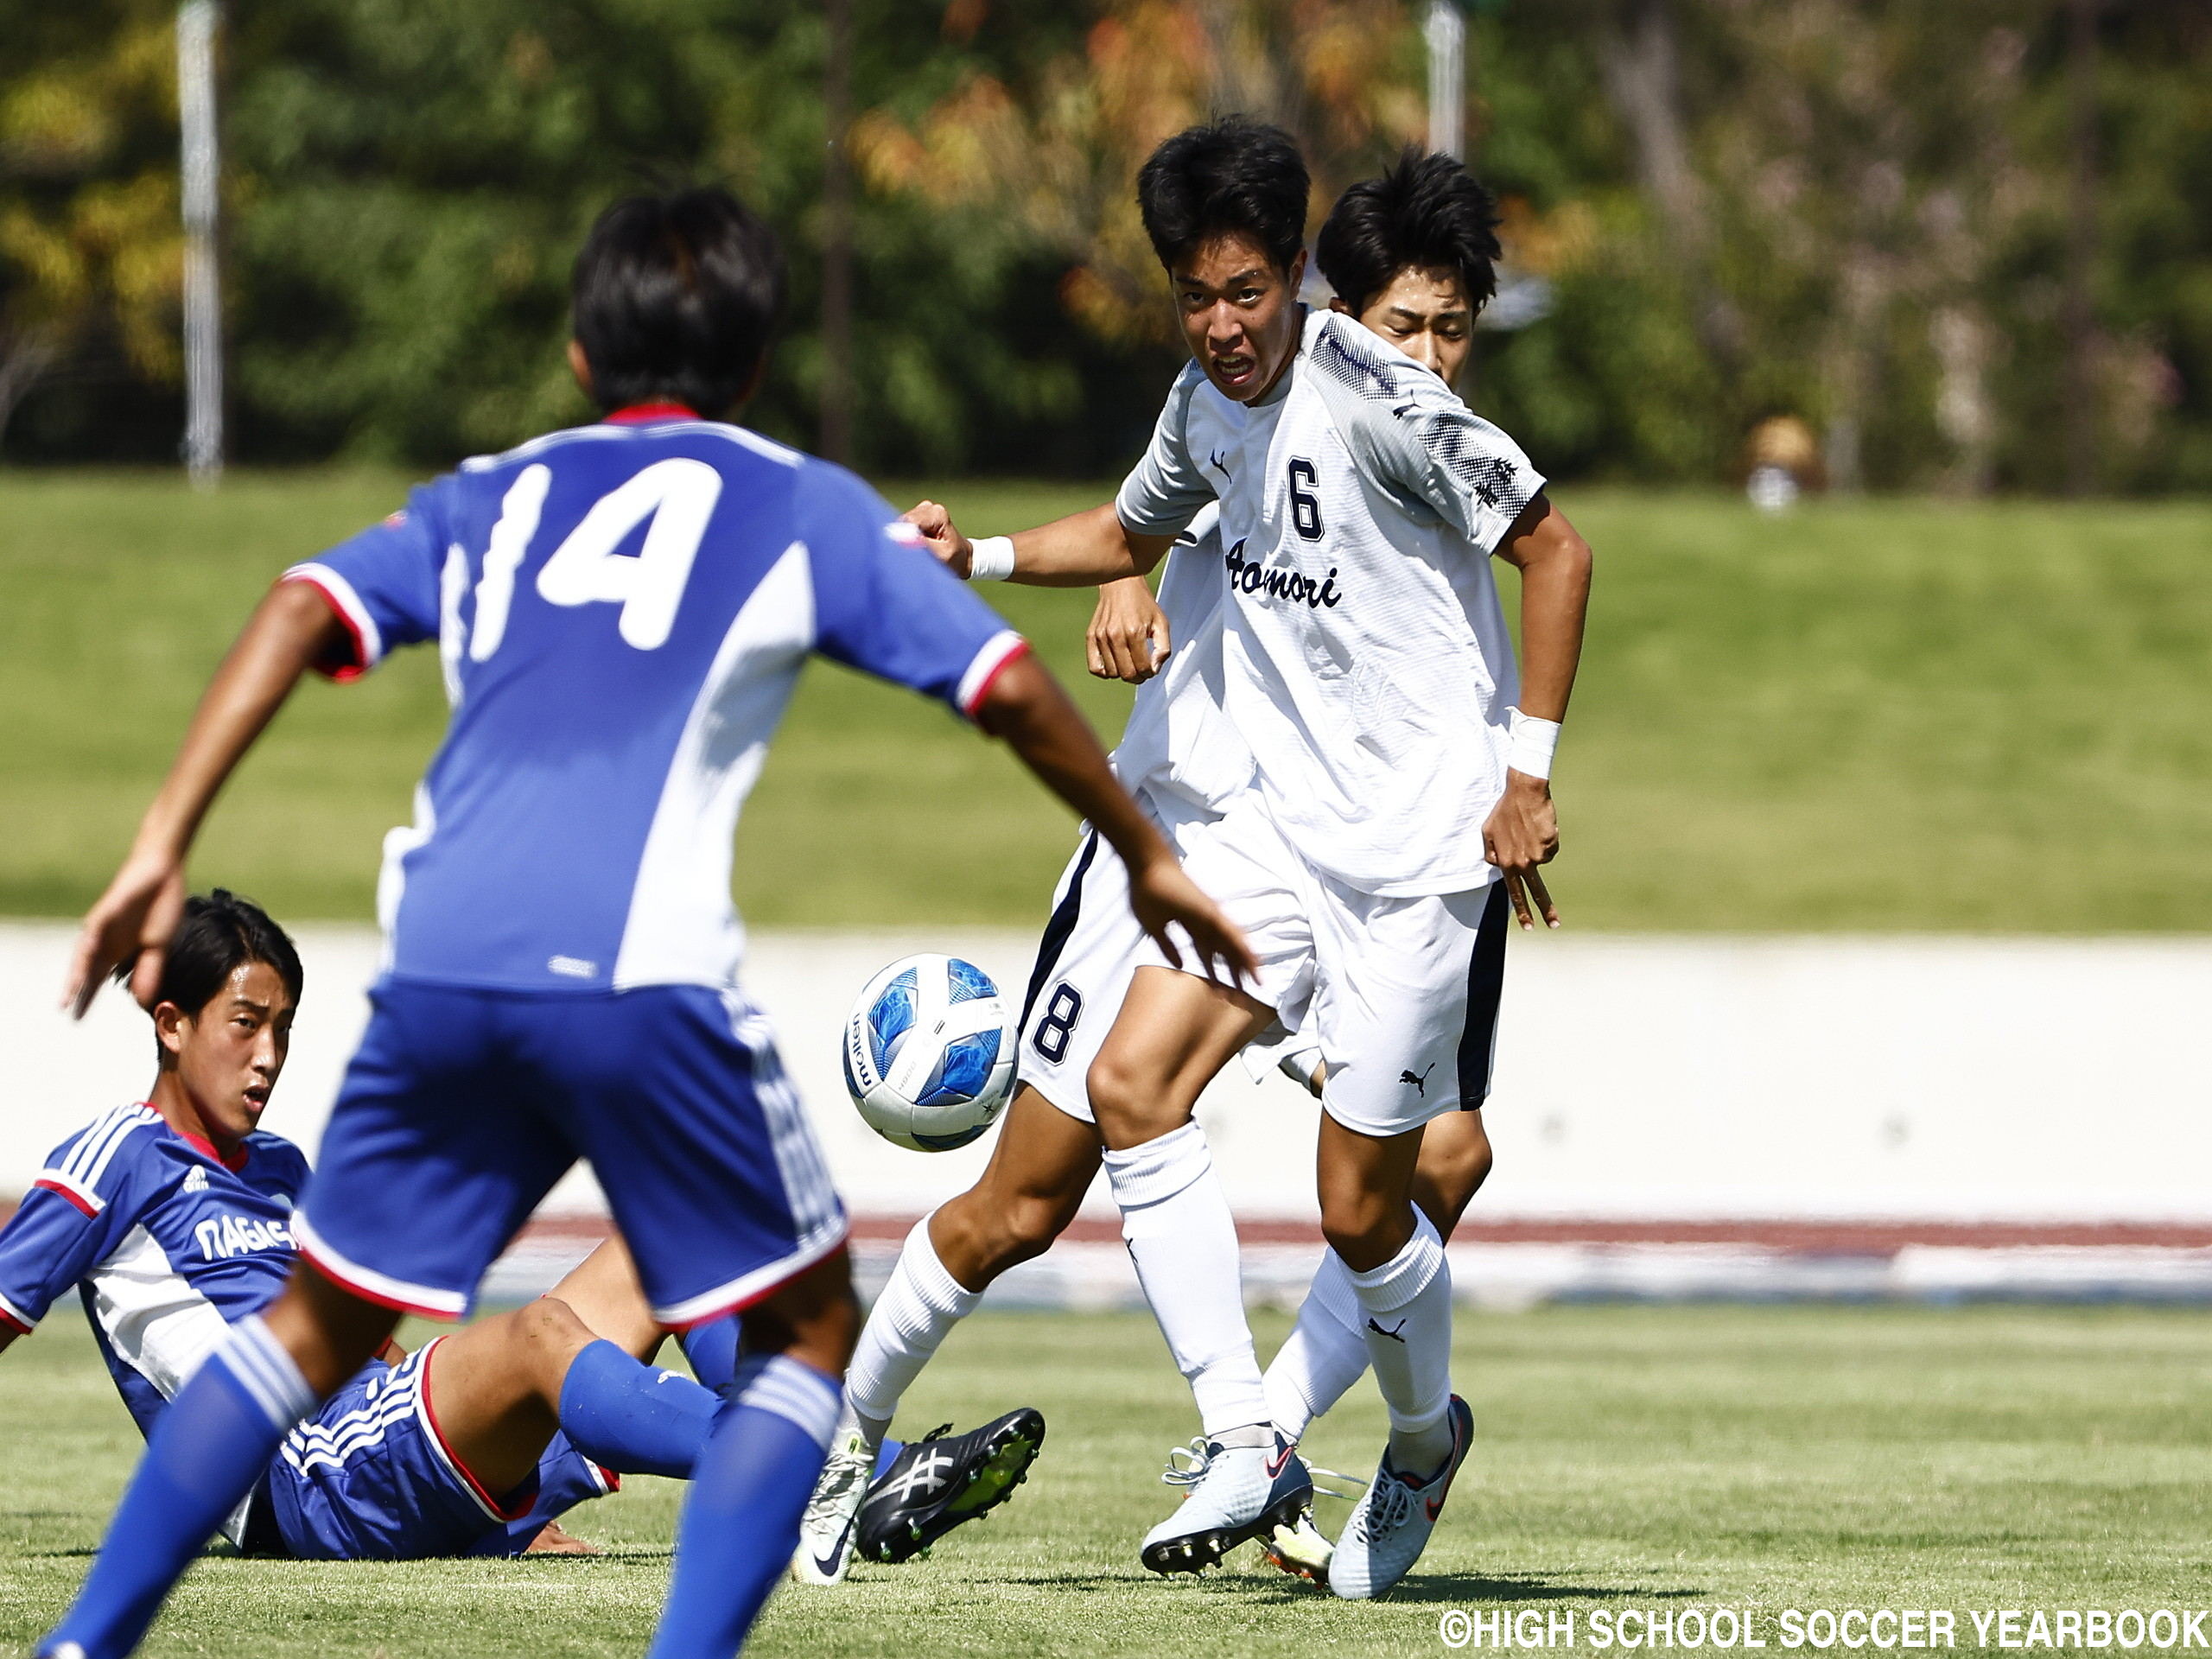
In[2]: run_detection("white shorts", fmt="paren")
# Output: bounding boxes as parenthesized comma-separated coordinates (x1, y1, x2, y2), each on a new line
(1015, 793, 1508, 1137)
(1014, 791, 1262, 1125)
(1147, 796, 1510, 1136)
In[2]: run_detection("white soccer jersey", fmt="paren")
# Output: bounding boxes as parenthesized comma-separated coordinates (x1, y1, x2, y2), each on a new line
(1109, 504, 1255, 815)
(1116, 308, 1546, 898)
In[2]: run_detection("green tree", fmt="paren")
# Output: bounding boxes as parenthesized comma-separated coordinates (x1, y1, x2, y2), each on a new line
(219, 0, 1104, 473)
(0, 0, 183, 453)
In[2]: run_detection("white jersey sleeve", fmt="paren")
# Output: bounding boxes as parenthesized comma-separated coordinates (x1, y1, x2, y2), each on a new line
(1114, 361, 1219, 538)
(1305, 316, 1546, 555)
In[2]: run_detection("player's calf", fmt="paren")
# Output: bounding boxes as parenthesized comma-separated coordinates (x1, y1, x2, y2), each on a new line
(652, 1254, 854, 1656)
(1411, 1109, 1494, 1236)
(429, 1294, 718, 1499)
(930, 1174, 1084, 1286)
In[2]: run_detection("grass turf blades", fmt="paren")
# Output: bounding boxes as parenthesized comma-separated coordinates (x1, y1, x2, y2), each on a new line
(1, 1305, 2207, 1656)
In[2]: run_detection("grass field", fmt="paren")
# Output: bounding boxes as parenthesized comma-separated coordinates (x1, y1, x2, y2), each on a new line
(3, 471, 2210, 931)
(1, 1306, 2207, 1656)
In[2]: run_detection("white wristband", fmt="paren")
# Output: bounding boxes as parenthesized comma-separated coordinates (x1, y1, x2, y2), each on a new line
(1506, 707, 1560, 781)
(968, 536, 1016, 582)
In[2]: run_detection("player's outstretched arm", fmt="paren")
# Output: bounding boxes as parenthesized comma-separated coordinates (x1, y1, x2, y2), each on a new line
(906, 499, 1177, 588)
(975, 652, 1255, 987)
(1484, 493, 1593, 931)
(63, 581, 346, 1017)
(1088, 576, 1173, 683)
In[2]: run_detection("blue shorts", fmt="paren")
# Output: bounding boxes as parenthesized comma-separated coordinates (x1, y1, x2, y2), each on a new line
(264, 1339, 615, 1560)
(294, 980, 847, 1327)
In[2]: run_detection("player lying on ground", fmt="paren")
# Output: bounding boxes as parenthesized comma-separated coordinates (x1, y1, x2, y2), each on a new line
(794, 149, 1528, 1592)
(900, 127, 1592, 1600)
(0, 891, 729, 1561)
(38, 187, 1251, 1659)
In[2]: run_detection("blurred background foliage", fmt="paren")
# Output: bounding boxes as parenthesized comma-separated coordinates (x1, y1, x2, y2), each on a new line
(2, 0, 2208, 490)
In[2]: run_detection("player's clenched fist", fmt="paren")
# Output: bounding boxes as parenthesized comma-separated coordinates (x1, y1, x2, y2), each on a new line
(902, 499, 974, 575)
(1087, 576, 1173, 683)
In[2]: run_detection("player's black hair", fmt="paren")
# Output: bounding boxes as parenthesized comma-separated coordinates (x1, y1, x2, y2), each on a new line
(570, 188, 786, 418)
(127, 889, 304, 1027)
(1314, 149, 1501, 318)
(1135, 116, 1310, 277)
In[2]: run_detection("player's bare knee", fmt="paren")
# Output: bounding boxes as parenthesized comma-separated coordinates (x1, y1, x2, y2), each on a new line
(1084, 1048, 1137, 1123)
(518, 1294, 590, 1350)
(995, 1191, 1075, 1266)
(1428, 1136, 1494, 1224)
(1086, 1052, 1181, 1147)
(498, 1295, 592, 1396)
(1319, 1191, 1413, 1274)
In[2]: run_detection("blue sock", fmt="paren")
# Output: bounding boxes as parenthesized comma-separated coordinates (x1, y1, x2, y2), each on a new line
(681, 1321, 897, 1471)
(678, 1317, 740, 1393)
(646, 1354, 842, 1659)
(557, 1338, 719, 1479)
(42, 1317, 316, 1659)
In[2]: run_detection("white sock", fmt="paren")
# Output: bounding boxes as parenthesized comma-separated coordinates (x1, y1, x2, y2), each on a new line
(1103, 1121, 1270, 1439)
(1343, 1210, 1455, 1476)
(844, 1212, 980, 1445)
(1262, 1247, 1370, 1443)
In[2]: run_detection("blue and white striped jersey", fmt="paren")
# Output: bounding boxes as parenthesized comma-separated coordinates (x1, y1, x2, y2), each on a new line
(0, 1103, 308, 1442)
(286, 410, 1027, 993)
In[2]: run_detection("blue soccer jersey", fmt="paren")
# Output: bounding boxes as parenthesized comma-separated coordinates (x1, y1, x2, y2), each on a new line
(0, 1103, 307, 1441)
(282, 410, 1027, 993)
(0, 1103, 617, 1560)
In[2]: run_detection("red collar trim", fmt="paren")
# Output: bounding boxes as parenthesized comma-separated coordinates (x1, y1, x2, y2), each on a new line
(155, 1109, 250, 1173)
(606, 402, 698, 425)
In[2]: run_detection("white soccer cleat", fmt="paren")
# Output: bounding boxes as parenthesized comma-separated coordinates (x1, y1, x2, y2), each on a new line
(1141, 1430, 1314, 1575)
(1327, 1395, 1473, 1600)
(789, 1426, 874, 1586)
(1258, 1500, 1335, 1582)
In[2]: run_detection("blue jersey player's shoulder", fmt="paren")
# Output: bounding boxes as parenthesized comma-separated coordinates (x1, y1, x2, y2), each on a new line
(238, 1130, 311, 1207)
(283, 474, 461, 681)
(0, 1103, 166, 1335)
(30, 1101, 168, 1218)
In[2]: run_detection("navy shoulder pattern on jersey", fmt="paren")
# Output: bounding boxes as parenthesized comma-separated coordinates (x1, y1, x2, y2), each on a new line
(1306, 312, 1545, 556)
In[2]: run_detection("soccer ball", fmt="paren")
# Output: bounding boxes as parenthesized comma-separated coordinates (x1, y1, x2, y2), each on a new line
(842, 954, 1017, 1153)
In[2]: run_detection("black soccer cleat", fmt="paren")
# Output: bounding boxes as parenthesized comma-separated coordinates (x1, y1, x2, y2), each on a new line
(854, 1407, 1047, 1565)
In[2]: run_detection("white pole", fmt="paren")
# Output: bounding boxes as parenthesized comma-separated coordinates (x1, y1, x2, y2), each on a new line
(1425, 0, 1466, 161)
(179, 0, 222, 487)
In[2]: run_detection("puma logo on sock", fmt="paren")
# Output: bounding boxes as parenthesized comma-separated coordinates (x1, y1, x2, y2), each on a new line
(1366, 1317, 1408, 1344)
